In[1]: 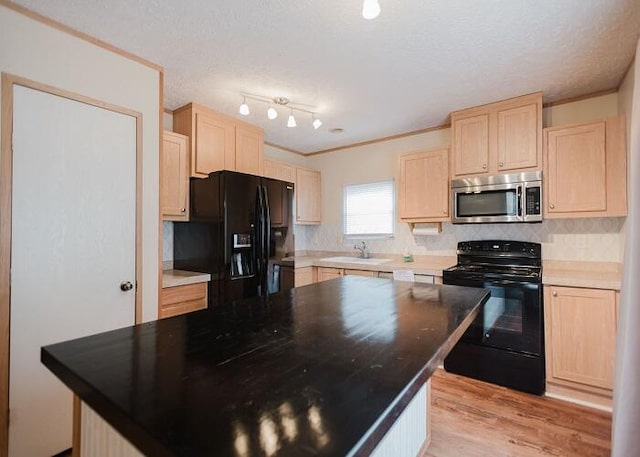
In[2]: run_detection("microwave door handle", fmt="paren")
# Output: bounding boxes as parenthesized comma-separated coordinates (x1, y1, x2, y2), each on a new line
(517, 186, 523, 218)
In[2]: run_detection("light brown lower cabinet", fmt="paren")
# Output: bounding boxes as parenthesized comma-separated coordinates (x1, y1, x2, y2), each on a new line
(280, 266, 295, 290)
(295, 267, 317, 287)
(160, 283, 208, 319)
(344, 269, 377, 277)
(544, 285, 617, 407)
(316, 267, 343, 282)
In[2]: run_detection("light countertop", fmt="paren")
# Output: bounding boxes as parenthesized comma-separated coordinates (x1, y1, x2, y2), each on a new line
(162, 269, 211, 288)
(162, 256, 623, 290)
(542, 260, 622, 291)
(293, 253, 456, 277)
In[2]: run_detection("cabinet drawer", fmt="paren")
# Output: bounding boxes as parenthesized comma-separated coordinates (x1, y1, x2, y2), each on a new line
(160, 283, 207, 319)
(344, 269, 377, 277)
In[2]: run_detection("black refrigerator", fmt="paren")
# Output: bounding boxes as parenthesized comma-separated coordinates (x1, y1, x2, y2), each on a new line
(173, 170, 295, 307)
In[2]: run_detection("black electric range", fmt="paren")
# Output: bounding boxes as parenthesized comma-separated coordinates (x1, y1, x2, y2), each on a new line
(443, 240, 545, 395)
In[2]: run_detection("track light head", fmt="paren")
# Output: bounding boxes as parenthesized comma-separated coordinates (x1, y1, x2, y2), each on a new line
(239, 97, 250, 116)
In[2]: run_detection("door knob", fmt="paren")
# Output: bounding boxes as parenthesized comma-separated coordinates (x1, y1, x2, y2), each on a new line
(549, 204, 555, 209)
(552, 291, 558, 297)
(180, 208, 186, 212)
(498, 162, 504, 167)
(120, 281, 134, 292)
(482, 164, 487, 169)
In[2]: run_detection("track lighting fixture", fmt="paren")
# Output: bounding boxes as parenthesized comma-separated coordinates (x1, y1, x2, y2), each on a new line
(237, 93, 322, 130)
(239, 96, 250, 116)
(362, 0, 381, 19)
(287, 109, 297, 128)
(312, 114, 322, 130)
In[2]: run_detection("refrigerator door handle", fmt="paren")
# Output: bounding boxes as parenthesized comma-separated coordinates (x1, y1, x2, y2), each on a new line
(262, 185, 271, 261)
(260, 185, 270, 296)
(254, 185, 263, 286)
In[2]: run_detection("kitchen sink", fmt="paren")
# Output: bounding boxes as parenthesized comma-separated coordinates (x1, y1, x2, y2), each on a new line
(320, 256, 393, 265)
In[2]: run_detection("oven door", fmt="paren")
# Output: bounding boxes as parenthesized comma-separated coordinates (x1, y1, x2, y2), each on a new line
(452, 183, 523, 224)
(447, 275, 542, 355)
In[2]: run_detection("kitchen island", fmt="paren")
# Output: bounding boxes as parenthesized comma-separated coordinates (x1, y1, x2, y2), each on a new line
(42, 277, 489, 457)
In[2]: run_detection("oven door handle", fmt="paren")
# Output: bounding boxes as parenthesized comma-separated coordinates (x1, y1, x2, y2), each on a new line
(483, 278, 537, 287)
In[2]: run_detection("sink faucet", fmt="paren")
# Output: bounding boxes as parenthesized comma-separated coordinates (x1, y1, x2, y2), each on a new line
(354, 241, 370, 259)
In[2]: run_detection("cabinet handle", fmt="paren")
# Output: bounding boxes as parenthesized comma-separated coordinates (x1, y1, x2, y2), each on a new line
(549, 204, 555, 209)
(498, 162, 504, 167)
(482, 164, 487, 169)
(552, 291, 558, 297)
(181, 208, 186, 212)
(443, 210, 447, 214)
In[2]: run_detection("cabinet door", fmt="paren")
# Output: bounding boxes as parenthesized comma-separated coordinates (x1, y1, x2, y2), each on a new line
(264, 159, 295, 182)
(161, 131, 189, 221)
(399, 148, 449, 221)
(546, 122, 607, 214)
(545, 286, 616, 390)
(497, 103, 538, 171)
(296, 168, 321, 224)
(452, 113, 490, 176)
(236, 125, 264, 176)
(317, 267, 343, 282)
(544, 117, 626, 218)
(295, 267, 317, 287)
(193, 113, 235, 177)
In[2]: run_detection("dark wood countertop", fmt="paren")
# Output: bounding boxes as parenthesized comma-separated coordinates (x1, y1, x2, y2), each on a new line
(42, 277, 489, 457)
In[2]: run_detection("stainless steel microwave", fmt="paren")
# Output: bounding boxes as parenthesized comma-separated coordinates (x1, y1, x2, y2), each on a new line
(451, 171, 542, 224)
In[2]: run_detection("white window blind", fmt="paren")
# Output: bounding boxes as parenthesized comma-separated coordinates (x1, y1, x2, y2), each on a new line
(343, 180, 394, 237)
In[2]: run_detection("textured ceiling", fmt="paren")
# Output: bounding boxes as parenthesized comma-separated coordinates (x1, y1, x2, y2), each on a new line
(13, 0, 640, 153)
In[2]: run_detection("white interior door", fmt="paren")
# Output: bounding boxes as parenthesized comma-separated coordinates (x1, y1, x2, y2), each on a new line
(9, 85, 137, 456)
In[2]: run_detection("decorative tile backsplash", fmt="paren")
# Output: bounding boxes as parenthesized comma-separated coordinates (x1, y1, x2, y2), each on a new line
(295, 218, 626, 262)
(163, 221, 174, 261)
(165, 219, 625, 263)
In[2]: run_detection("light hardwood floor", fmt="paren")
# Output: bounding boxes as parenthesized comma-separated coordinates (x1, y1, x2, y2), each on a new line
(427, 370, 611, 457)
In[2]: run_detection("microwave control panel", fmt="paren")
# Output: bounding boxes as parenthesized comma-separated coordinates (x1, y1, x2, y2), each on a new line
(525, 187, 541, 215)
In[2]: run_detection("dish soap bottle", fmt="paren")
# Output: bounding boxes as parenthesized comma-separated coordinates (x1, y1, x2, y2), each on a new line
(403, 249, 413, 263)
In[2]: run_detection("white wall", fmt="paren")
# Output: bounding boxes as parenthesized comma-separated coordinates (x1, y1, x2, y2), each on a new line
(298, 93, 625, 262)
(0, 5, 161, 321)
(265, 144, 310, 167)
(618, 60, 635, 262)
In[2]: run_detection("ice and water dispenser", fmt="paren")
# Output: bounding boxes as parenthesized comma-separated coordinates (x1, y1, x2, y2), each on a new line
(230, 233, 254, 278)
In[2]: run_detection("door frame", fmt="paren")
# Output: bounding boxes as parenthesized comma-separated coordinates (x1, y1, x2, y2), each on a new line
(0, 73, 144, 457)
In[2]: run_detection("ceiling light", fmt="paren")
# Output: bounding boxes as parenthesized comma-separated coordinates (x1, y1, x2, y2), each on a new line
(238, 92, 323, 130)
(312, 114, 322, 130)
(287, 110, 297, 128)
(362, 0, 381, 19)
(239, 97, 250, 116)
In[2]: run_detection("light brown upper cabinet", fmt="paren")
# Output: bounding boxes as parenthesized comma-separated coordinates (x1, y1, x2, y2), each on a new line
(544, 286, 616, 399)
(264, 158, 296, 183)
(451, 92, 542, 178)
(161, 131, 190, 221)
(544, 116, 626, 218)
(173, 103, 264, 178)
(236, 124, 264, 176)
(398, 148, 450, 222)
(295, 167, 321, 224)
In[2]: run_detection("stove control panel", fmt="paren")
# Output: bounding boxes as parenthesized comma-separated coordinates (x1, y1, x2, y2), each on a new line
(457, 240, 541, 258)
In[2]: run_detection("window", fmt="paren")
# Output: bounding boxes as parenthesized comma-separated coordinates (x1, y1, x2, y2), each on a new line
(343, 180, 394, 237)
